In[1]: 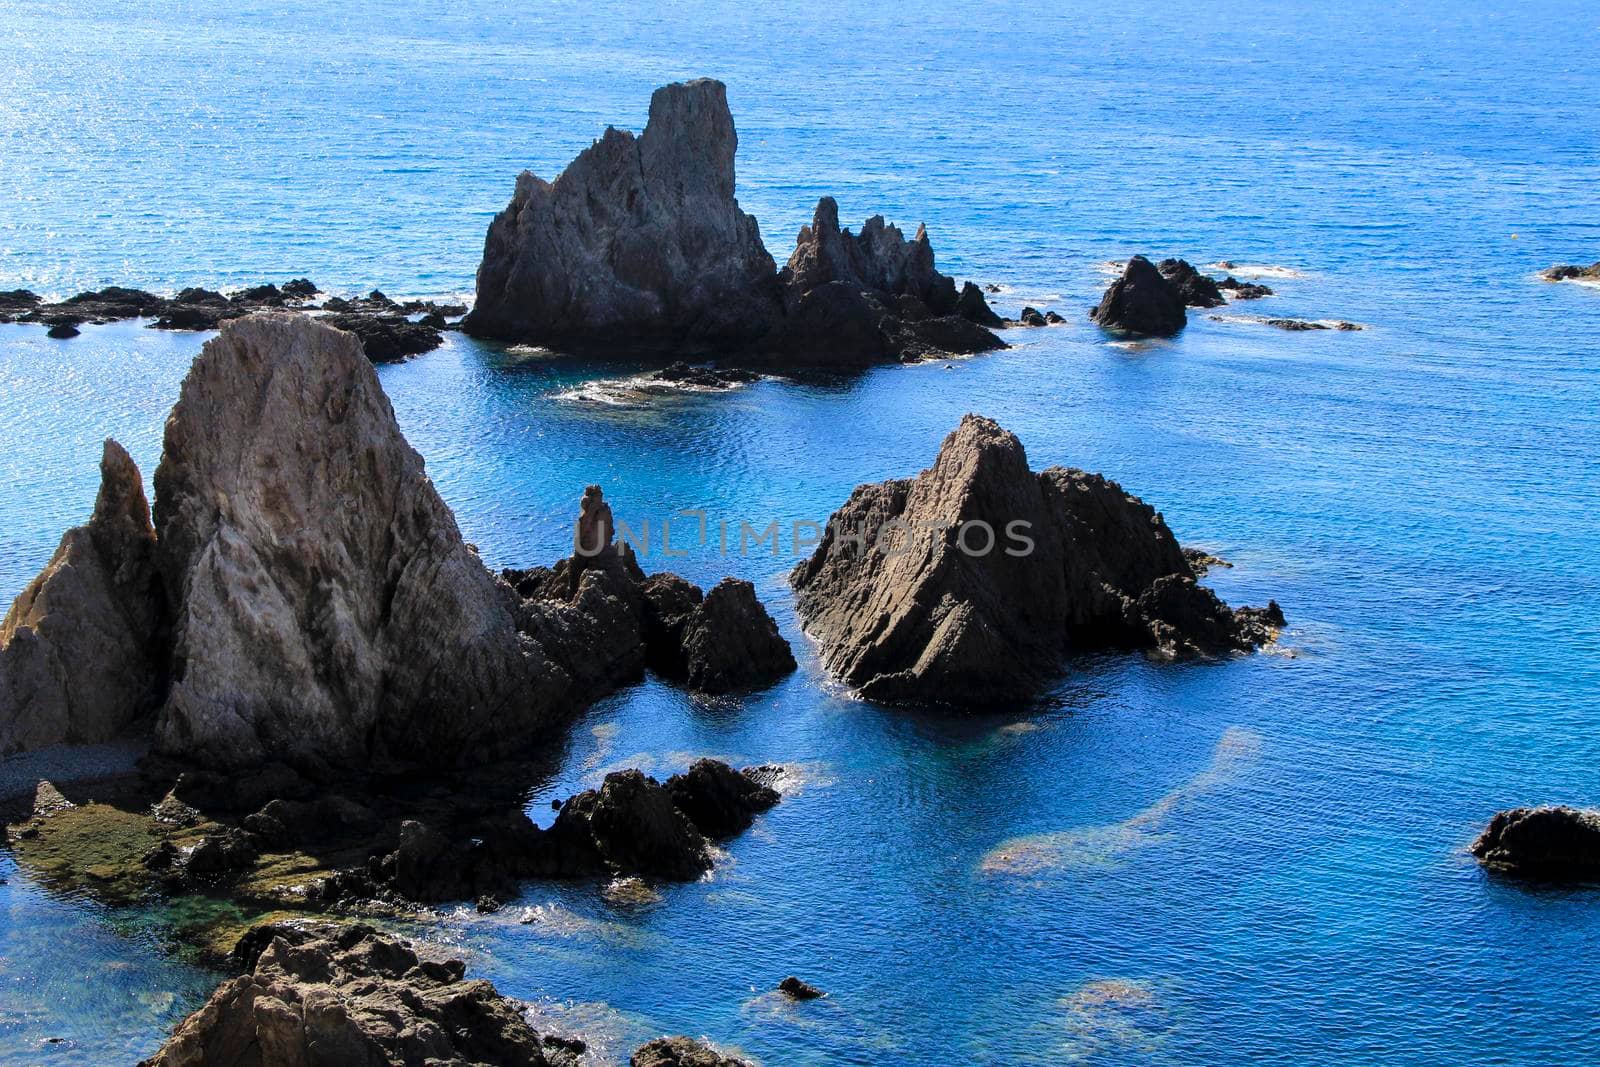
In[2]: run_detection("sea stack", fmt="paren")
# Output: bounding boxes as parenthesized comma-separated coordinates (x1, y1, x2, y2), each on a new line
(791, 415, 1282, 704)
(1091, 255, 1187, 337)
(463, 79, 1005, 365)
(463, 79, 781, 350)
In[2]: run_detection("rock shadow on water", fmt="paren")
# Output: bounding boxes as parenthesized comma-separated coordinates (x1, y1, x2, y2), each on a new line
(980, 727, 1263, 876)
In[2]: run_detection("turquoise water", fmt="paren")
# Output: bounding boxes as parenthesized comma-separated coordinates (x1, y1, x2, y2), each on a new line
(3, 1, 1600, 1063)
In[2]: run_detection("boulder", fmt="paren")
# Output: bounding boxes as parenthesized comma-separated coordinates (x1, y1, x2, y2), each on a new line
(1157, 258, 1226, 308)
(1018, 306, 1047, 327)
(0, 440, 167, 755)
(1090, 255, 1187, 337)
(464, 79, 781, 350)
(778, 976, 826, 1000)
(139, 922, 582, 1067)
(633, 1037, 753, 1067)
(677, 578, 796, 693)
(1471, 806, 1600, 878)
(666, 758, 780, 837)
(46, 322, 80, 338)
(281, 278, 320, 299)
(151, 313, 569, 771)
(791, 415, 1282, 704)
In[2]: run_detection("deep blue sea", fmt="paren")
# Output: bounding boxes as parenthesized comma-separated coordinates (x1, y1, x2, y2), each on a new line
(3, 1, 1600, 1063)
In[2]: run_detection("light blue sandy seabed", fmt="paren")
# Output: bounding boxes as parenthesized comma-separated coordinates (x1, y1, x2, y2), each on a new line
(2, 2, 1600, 1063)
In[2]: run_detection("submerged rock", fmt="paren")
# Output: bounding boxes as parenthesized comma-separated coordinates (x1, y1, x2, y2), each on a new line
(152, 313, 568, 771)
(1471, 806, 1600, 879)
(0, 440, 167, 755)
(791, 415, 1282, 704)
(1090, 255, 1186, 337)
(465, 78, 780, 350)
(633, 1036, 753, 1067)
(139, 922, 584, 1067)
(1157, 258, 1226, 308)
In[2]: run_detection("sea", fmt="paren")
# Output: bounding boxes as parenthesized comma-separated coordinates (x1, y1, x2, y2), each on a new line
(2, 1, 1598, 1063)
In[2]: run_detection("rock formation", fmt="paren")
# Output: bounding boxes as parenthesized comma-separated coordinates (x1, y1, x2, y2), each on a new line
(464, 78, 780, 350)
(791, 415, 1283, 704)
(778, 975, 826, 1000)
(1216, 275, 1273, 299)
(1157, 258, 1226, 308)
(769, 195, 1004, 364)
(1090, 255, 1187, 337)
(666, 758, 781, 838)
(507, 487, 796, 697)
(0, 440, 167, 755)
(1471, 806, 1600, 878)
(463, 79, 1005, 365)
(151, 314, 568, 771)
(139, 922, 586, 1067)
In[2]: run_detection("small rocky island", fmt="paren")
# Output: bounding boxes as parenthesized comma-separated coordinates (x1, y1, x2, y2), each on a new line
(1472, 806, 1600, 879)
(1541, 262, 1600, 283)
(791, 415, 1283, 704)
(464, 78, 1005, 365)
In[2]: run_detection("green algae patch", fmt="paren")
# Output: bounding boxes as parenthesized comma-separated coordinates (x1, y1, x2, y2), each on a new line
(7, 802, 185, 902)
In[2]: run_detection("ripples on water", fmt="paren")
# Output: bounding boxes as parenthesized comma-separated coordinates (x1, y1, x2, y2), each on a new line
(2, 0, 1600, 1063)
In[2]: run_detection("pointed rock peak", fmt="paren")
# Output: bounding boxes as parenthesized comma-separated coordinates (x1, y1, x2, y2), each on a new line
(811, 195, 841, 233)
(914, 223, 930, 245)
(928, 414, 1033, 484)
(91, 438, 152, 537)
(1123, 254, 1164, 284)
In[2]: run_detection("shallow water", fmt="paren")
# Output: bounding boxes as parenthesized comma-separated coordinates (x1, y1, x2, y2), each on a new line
(3, 1, 1600, 1063)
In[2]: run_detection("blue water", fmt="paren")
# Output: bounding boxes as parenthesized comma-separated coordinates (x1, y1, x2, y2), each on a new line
(3, 1, 1600, 1063)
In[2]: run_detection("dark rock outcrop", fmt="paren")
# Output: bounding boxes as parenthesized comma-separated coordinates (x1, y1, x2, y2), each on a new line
(464, 79, 1003, 366)
(1541, 262, 1600, 283)
(1090, 256, 1187, 337)
(633, 1036, 753, 1067)
(771, 196, 1004, 364)
(666, 758, 781, 838)
(778, 976, 826, 1000)
(1018, 306, 1047, 327)
(1471, 806, 1600, 878)
(656, 578, 797, 693)
(1157, 258, 1226, 308)
(465, 78, 780, 350)
(541, 769, 714, 880)
(318, 311, 442, 362)
(956, 281, 1005, 327)
(791, 415, 1282, 704)
(139, 922, 584, 1067)
(151, 314, 569, 771)
(650, 362, 761, 389)
(0, 440, 167, 755)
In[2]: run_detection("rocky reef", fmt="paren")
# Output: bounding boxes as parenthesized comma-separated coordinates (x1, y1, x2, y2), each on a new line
(791, 415, 1283, 704)
(0, 280, 455, 362)
(0, 315, 794, 772)
(1541, 262, 1600, 283)
(1471, 806, 1600, 879)
(464, 78, 1004, 365)
(1090, 255, 1188, 337)
(0, 441, 167, 756)
(633, 1036, 753, 1066)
